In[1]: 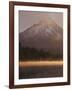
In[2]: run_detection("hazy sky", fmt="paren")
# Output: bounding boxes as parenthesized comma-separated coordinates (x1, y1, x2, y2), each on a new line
(19, 11, 63, 33)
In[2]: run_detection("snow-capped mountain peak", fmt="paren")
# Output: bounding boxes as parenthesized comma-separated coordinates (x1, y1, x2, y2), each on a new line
(19, 18, 63, 53)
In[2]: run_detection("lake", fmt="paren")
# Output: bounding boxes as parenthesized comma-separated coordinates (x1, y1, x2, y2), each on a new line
(19, 61, 63, 79)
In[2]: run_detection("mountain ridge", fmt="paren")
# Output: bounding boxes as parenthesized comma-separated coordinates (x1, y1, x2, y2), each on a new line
(19, 18, 63, 54)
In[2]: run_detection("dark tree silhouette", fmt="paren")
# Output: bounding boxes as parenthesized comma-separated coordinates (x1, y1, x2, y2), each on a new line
(19, 42, 63, 61)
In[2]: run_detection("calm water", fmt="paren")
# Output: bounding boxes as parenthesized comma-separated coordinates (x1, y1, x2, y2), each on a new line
(19, 65, 63, 79)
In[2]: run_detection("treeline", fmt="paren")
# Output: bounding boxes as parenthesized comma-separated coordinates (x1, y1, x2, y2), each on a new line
(19, 42, 63, 61)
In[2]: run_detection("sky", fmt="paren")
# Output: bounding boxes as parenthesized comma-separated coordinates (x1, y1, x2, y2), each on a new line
(19, 11, 63, 33)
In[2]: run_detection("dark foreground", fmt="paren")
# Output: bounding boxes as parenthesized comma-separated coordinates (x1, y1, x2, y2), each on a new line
(19, 65, 63, 79)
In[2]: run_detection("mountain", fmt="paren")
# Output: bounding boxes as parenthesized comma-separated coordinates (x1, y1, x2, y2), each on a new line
(19, 18, 63, 54)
